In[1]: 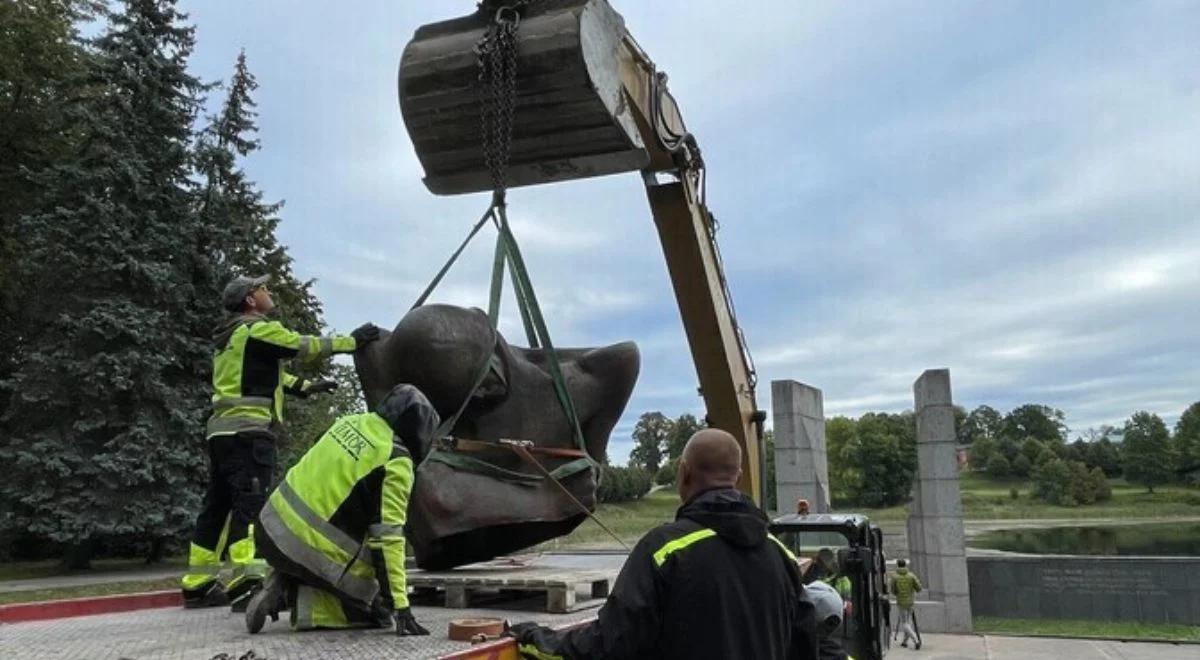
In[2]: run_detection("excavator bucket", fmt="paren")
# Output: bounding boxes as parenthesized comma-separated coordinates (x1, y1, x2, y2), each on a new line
(398, 0, 649, 195)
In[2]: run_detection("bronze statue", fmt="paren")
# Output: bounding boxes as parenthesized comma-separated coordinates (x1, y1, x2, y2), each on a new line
(354, 304, 639, 569)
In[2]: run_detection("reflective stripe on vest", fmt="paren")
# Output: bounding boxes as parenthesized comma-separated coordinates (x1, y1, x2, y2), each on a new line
(259, 493, 378, 606)
(277, 481, 363, 559)
(206, 414, 272, 437)
(653, 528, 718, 566)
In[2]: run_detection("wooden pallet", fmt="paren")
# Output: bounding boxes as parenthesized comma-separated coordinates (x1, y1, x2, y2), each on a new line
(408, 560, 616, 613)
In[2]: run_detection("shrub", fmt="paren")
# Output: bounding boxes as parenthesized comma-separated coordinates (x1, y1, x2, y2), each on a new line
(1031, 458, 1073, 505)
(984, 453, 1011, 478)
(598, 465, 653, 503)
(1012, 454, 1033, 477)
(1009, 487, 1020, 500)
(655, 459, 678, 486)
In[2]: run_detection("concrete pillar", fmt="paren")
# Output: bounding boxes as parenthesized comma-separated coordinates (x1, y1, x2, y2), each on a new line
(906, 369, 972, 632)
(771, 380, 830, 514)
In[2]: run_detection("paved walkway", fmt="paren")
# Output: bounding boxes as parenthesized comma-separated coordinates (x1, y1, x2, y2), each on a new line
(1, 604, 1189, 659)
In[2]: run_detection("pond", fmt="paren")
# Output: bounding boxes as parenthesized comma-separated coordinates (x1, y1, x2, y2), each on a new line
(970, 522, 1200, 556)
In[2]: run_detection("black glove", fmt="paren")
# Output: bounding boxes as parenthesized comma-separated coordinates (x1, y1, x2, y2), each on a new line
(351, 322, 381, 348)
(305, 379, 338, 395)
(393, 607, 429, 636)
(504, 621, 545, 644)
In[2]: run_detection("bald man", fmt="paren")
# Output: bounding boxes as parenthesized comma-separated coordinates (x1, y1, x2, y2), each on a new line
(508, 429, 818, 659)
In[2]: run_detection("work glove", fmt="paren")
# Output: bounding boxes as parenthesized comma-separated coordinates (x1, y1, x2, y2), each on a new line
(351, 322, 381, 348)
(504, 621, 546, 644)
(305, 379, 338, 395)
(393, 607, 430, 636)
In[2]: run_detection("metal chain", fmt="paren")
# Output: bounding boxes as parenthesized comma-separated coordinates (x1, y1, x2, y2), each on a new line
(477, 3, 524, 201)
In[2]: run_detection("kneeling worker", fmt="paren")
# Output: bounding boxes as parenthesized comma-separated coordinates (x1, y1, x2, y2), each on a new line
(245, 383, 438, 635)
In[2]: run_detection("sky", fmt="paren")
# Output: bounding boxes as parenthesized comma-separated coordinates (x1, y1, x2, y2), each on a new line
(179, 1, 1200, 463)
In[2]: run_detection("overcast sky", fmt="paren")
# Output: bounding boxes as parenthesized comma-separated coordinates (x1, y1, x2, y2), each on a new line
(180, 1, 1200, 463)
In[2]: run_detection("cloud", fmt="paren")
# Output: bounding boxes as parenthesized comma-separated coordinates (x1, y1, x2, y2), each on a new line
(182, 0, 1200, 459)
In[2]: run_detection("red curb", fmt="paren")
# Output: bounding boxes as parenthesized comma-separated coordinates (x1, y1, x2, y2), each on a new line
(0, 589, 182, 623)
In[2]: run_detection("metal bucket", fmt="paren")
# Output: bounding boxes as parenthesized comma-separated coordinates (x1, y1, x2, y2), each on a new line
(398, 0, 648, 195)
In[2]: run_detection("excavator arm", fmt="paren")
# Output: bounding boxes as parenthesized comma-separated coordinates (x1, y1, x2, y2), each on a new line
(398, 0, 767, 504)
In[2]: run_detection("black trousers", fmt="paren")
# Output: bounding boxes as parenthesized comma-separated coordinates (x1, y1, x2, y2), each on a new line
(190, 430, 276, 557)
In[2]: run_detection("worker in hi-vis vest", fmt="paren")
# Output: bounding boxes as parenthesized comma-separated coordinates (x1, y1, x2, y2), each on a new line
(245, 383, 437, 635)
(181, 273, 381, 610)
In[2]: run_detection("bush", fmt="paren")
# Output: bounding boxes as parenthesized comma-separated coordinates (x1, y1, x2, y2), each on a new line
(1009, 487, 1020, 500)
(598, 465, 653, 503)
(655, 459, 678, 486)
(1012, 454, 1033, 477)
(985, 453, 1012, 478)
(1031, 458, 1073, 505)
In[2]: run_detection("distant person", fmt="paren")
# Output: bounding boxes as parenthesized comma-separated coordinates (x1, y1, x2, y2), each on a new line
(889, 559, 923, 650)
(181, 274, 381, 610)
(802, 580, 852, 660)
(506, 429, 818, 659)
(244, 384, 436, 635)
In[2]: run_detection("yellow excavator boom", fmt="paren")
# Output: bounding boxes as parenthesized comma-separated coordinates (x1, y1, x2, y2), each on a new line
(398, 0, 766, 503)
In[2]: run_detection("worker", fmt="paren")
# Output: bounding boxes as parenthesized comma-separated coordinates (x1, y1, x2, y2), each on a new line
(803, 547, 852, 617)
(506, 429, 818, 659)
(244, 383, 437, 635)
(889, 558, 923, 650)
(802, 580, 854, 660)
(181, 274, 381, 610)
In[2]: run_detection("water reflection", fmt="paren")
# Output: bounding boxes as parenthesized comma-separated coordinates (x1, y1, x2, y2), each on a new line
(971, 523, 1200, 556)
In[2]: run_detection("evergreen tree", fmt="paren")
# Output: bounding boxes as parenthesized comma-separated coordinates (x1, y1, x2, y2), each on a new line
(0, 0, 94, 415)
(195, 50, 321, 333)
(1, 0, 216, 565)
(1121, 411, 1175, 494)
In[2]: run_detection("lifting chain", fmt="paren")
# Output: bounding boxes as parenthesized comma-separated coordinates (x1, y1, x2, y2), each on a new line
(476, 1, 527, 201)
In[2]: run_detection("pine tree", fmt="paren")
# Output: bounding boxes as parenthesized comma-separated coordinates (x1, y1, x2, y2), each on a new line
(0, 0, 94, 417)
(195, 50, 321, 334)
(1, 0, 217, 566)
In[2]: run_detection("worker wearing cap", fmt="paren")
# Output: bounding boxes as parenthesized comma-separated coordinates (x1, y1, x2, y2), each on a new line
(181, 274, 382, 609)
(507, 429, 818, 659)
(244, 384, 437, 636)
(802, 580, 855, 660)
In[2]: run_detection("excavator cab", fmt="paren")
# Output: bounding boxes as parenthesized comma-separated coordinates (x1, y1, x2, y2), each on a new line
(771, 513, 892, 660)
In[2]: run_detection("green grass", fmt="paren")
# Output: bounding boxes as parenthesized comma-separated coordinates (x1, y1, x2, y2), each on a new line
(0, 556, 185, 582)
(974, 616, 1200, 642)
(538, 475, 1199, 550)
(537, 488, 683, 550)
(0, 577, 179, 606)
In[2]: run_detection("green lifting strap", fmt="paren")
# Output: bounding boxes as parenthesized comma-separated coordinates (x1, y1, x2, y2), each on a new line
(409, 201, 592, 462)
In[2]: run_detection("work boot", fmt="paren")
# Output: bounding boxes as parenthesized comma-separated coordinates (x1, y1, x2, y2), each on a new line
(182, 582, 229, 609)
(227, 577, 262, 613)
(245, 573, 286, 634)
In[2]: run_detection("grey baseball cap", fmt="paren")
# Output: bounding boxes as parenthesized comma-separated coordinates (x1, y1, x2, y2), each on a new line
(800, 580, 843, 628)
(221, 274, 269, 311)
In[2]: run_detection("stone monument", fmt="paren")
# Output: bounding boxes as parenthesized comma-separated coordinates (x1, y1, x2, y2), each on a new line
(771, 380, 830, 514)
(906, 369, 972, 632)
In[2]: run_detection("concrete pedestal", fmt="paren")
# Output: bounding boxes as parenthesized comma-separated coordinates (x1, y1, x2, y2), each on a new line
(771, 380, 830, 513)
(905, 369, 972, 632)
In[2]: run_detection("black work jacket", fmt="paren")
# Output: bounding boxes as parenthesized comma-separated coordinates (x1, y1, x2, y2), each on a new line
(521, 488, 818, 659)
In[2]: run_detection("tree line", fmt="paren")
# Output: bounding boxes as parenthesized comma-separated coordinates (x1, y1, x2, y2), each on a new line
(628, 400, 1200, 511)
(0, 1, 357, 565)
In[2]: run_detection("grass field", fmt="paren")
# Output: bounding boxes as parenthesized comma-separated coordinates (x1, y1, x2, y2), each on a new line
(0, 577, 179, 606)
(0, 556, 185, 582)
(973, 616, 1200, 642)
(545, 474, 1199, 549)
